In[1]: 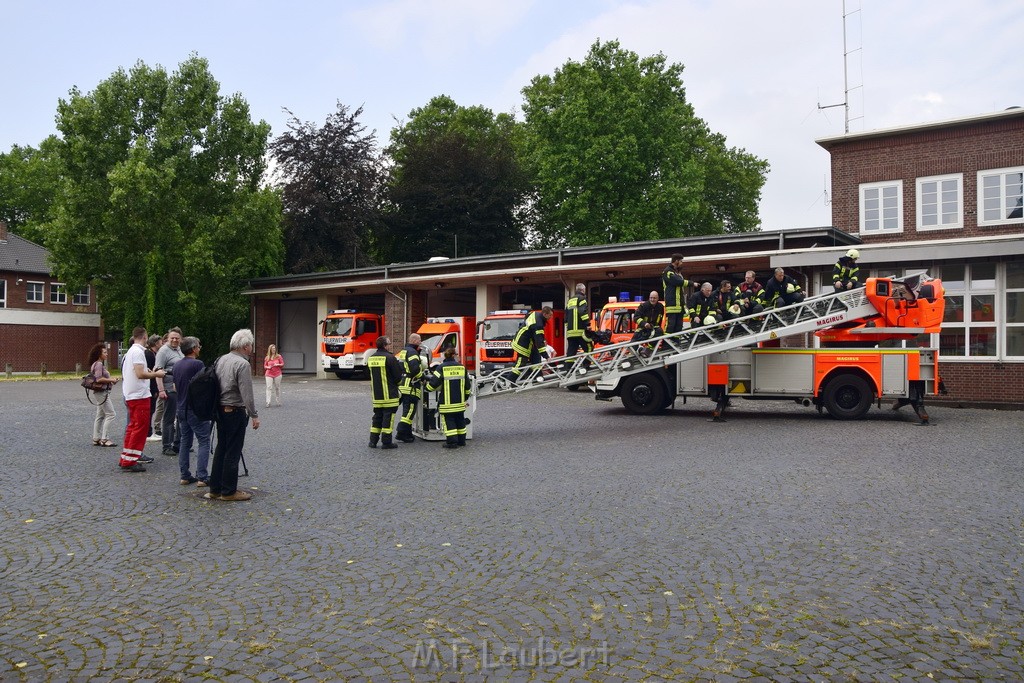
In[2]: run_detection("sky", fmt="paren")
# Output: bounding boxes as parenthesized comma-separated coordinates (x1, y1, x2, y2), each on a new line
(3, 0, 1022, 233)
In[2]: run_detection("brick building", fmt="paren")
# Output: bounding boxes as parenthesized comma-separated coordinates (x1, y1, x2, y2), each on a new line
(809, 108, 1024, 405)
(0, 221, 104, 373)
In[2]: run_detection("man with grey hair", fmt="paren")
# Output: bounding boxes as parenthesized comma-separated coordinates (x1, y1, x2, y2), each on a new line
(173, 336, 212, 487)
(207, 329, 260, 501)
(155, 327, 184, 456)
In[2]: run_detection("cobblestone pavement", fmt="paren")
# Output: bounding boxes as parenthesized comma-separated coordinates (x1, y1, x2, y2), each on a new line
(1, 376, 1023, 682)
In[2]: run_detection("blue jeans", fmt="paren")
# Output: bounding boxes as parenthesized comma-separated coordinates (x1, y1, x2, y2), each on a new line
(178, 409, 211, 481)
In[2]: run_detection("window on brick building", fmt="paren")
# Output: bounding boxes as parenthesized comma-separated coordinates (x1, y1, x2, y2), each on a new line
(50, 283, 67, 304)
(939, 263, 996, 358)
(978, 167, 1024, 226)
(26, 281, 44, 303)
(72, 286, 90, 306)
(0, 279, 6, 308)
(917, 174, 963, 231)
(859, 181, 903, 234)
(1006, 261, 1024, 359)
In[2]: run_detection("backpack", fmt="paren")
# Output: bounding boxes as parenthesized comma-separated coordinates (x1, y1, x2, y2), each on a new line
(187, 356, 222, 422)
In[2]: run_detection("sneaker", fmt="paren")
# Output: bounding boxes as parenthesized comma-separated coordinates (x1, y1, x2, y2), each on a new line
(220, 490, 252, 501)
(180, 476, 198, 485)
(196, 479, 209, 487)
(146, 435, 161, 442)
(203, 492, 221, 500)
(162, 449, 177, 457)
(138, 455, 155, 464)
(121, 463, 146, 472)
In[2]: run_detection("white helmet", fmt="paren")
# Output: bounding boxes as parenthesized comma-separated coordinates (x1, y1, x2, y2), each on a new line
(704, 314, 717, 326)
(846, 249, 860, 260)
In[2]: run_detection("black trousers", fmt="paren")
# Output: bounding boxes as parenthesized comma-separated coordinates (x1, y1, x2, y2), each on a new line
(210, 409, 248, 496)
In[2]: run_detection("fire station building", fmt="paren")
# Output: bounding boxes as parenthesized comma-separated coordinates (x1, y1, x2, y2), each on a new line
(245, 108, 1024, 407)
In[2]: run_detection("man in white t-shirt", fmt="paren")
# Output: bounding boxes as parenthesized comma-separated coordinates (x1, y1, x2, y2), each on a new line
(120, 327, 167, 472)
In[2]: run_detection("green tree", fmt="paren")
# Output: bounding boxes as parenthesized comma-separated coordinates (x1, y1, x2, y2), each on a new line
(46, 55, 283, 349)
(0, 136, 62, 244)
(381, 95, 527, 262)
(520, 40, 768, 248)
(270, 103, 384, 273)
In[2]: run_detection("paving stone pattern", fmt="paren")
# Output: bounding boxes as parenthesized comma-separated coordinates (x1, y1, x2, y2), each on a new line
(1, 378, 1023, 681)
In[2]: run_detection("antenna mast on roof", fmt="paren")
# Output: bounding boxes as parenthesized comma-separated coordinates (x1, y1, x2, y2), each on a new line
(818, 0, 863, 133)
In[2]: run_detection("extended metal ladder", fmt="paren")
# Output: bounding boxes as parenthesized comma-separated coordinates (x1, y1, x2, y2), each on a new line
(475, 287, 881, 399)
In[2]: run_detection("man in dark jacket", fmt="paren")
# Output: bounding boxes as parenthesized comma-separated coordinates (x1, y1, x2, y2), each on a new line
(737, 270, 765, 315)
(661, 253, 690, 333)
(631, 291, 665, 343)
(688, 282, 721, 327)
(368, 336, 404, 450)
(508, 306, 553, 378)
(833, 248, 861, 290)
(395, 334, 424, 443)
(759, 268, 806, 309)
(565, 284, 594, 373)
(426, 346, 471, 449)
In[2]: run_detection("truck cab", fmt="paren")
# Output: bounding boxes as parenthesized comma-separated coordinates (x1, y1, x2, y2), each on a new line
(320, 309, 384, 378)
(477, 309, 565, 375)
(416, 316, 476, 372)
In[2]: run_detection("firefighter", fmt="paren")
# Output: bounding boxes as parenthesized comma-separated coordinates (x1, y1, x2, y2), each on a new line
(508, 306, 553, 378)
(716, 280, 743, 321)
(737, 270, 765, 315)
(565, 283, 594, 373)
(631, 291, 665, 343)
(688, 282, 721, 327)
(662, 253, 690, 333)
(759, 268, 806, 309)
(395, 333, 424, 443)
(367, 336, 403, 450)
(426, 345, 471, 449)
(833, 249, 861, 290)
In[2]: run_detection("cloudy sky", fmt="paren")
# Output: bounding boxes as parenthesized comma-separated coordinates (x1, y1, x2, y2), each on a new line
(3, 1, 1021, 232)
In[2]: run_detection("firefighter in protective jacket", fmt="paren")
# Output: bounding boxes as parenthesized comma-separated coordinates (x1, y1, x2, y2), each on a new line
(662, 253, 690, 333)
(395, 333, 424, 443)
(565, 284, 594, 372)
(508, 306, 553, 378)
(426, 346, 471, 448)
(758, 268, 806, 308)
(368, 336, 403, 449)
(688, 282, 721, 327)
(833, 249, 861, 290)
(630, 291, 665, 343)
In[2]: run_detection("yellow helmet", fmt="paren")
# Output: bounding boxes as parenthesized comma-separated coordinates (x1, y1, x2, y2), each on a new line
(846, 249, 860, 260)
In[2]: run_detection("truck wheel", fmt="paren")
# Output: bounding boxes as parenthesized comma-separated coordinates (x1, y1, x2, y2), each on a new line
(620, 372, 666, 415)
(823, 373, 872, 420)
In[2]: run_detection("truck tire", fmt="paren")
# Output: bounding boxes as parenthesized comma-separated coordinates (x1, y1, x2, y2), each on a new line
(822, 373, 872, 420)
(620, 372, 667, 415)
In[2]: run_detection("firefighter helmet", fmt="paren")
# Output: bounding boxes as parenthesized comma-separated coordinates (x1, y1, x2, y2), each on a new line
(704, 314, 717, 325)
(846, 249, 860, 260)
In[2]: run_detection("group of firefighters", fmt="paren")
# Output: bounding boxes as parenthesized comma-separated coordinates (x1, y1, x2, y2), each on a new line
(366, 249, 862, 448)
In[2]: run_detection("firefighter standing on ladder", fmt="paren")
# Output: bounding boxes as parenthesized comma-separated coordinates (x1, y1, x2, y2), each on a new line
(368, 336, 403, 450)
(395, 333, 423, 443)
(507, 306, 553, 378)
(564, 284, 594, 373)
(662, 253, 689, 333)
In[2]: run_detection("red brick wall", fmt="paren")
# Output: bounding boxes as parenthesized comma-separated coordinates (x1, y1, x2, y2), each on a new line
(252, 299, 279, 376)
(0, 324, 104, 373)
(2, 275, 100, 313)
(828, 116, 1024, 242)
(936, 361, 1024, 407)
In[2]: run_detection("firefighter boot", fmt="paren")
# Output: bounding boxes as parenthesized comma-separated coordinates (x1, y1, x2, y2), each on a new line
(381, 436, 397, 450)
(395, 422, 415, 443)
(368, 434, 379, 449)
(457, 435, 467, 447)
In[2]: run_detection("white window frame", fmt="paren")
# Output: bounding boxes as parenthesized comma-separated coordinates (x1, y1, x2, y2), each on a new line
(0, 279, 6, 308)
(977, 166, 1024, 227)
(916, 173, 963, 232)
(859, 180, 903, 234)
(1005, 261, 1024, 360)
(50, 282, 67, 305)
(72, 286, 91, 306)
(26, 281, 44, 304)
(938, 263, 998, 360)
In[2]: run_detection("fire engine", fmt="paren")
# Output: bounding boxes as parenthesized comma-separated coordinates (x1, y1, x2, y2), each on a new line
(415, 316, 477, 372)
(319, 309, 384, 378)
(477, 309, 565, 376)
(475, 274, 945, 424)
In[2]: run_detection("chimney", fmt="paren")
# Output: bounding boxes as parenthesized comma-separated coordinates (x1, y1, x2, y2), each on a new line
(0, 220, 7, 241)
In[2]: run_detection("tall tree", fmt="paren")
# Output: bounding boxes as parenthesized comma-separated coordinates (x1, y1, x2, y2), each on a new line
(0, 136, 62, 244)
(269, 103, 384, 273)
(381, 95, 527, 262)
(520, 40, 768, 248)
(46, 55, 283, 349)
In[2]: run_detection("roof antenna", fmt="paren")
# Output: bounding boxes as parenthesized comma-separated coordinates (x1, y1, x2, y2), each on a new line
(818, 0, 863, 133)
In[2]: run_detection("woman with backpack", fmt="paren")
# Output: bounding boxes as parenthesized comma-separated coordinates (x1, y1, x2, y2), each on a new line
(87, 342, 118, 447)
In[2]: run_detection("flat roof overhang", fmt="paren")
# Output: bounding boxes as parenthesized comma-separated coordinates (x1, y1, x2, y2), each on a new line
(772, 233, 1024, 268)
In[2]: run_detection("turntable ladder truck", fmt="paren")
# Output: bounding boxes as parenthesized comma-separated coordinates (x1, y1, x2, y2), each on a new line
(474, 275, 945, 424)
